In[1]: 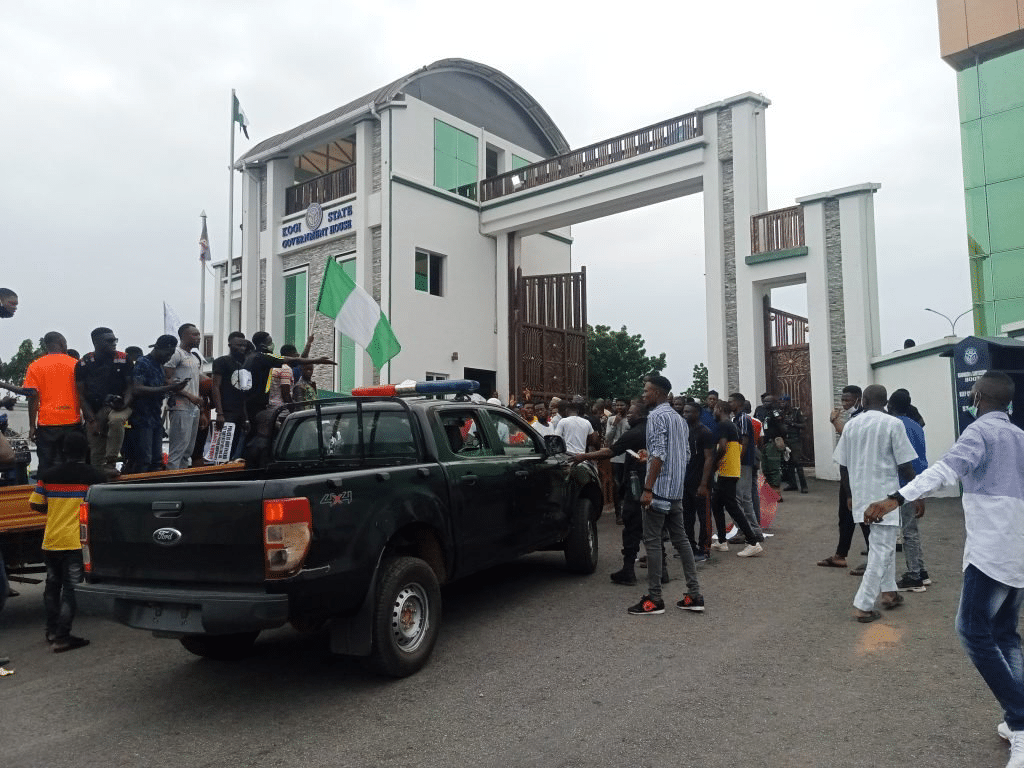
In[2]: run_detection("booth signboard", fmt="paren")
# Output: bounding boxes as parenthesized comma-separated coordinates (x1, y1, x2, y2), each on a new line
(946, 336, 1024, 436)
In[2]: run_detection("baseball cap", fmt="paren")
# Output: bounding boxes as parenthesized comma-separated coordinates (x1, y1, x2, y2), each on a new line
(150, 334, 179, 350)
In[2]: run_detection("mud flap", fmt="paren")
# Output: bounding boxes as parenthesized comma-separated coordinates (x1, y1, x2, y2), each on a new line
(328, 556, 382, 656)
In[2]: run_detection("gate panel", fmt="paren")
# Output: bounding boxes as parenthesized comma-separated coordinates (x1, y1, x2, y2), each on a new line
(764, 302, 814, 464)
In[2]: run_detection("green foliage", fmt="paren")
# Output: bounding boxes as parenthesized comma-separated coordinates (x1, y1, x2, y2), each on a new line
(684, 363, 709, 400)
(0, 338, 45, 385)
(586, 324, 666, 400)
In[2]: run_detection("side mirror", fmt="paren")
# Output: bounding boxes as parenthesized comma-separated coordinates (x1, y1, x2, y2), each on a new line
(544, 434, 566, 456)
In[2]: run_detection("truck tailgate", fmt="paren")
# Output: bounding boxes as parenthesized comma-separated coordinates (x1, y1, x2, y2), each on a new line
(86, 480, 267, 585)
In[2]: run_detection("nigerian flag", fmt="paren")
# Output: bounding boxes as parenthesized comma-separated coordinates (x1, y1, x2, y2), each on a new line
(316, 257, 401, 369)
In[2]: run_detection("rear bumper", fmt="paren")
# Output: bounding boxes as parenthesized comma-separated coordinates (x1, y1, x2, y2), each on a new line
(77, 582, 290, 636)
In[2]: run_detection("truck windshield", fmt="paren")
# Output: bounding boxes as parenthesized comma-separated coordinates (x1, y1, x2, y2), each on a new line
(276, 404, 418, 462)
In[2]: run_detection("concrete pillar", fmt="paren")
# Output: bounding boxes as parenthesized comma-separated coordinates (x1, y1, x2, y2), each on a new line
(240, 169, 261, 336)
(700, 109, 727, 393)
(262, 157, 293, 344)
(494, 232, 510, 401)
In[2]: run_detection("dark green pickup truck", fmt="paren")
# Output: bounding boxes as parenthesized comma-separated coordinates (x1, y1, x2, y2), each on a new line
(77, 395, 603, 676)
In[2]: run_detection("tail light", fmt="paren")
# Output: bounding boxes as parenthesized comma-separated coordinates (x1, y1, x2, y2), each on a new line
(79, 502, 91, 573)
(263, 497, 312, 579)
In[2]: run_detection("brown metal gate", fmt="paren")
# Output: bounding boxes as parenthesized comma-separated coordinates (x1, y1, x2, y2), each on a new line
(764, 298, 814, 464)
(511, 266, 587, 403)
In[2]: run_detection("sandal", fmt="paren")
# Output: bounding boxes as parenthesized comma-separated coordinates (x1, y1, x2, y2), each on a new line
(882, 594, 904, 610)
(856, 610, 882, 623)
(817, 555, 847, 568)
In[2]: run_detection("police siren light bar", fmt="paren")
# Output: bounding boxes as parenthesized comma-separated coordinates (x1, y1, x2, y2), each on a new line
(351, 379, 480, 397)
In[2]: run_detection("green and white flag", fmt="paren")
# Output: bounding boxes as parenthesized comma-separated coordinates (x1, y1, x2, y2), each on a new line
(233, 93, 249, 139)
(316, 257, 401, 369)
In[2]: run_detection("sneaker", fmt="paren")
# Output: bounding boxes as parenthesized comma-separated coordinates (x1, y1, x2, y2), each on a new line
(610, 568, 637, 586)
(693, 553, 709, 563)
(1009, 730, 1024, 768)
(52, 636, 90, 653)
(711, 542, 729, 552)
(896, 574, 927, 592)
(627, 595, 665, 615)
(677, 594, 705, 612)
(737, 543, 763, 558)
(45, 632, 56, 644)
(999, 721, 1011, 741)
(920, 569, 932, 586)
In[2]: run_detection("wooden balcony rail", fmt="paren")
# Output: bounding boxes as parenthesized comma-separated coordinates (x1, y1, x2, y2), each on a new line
(750, 205, 804, 254)
(285, 165, 357, 215)
(480, 112, 703, 202)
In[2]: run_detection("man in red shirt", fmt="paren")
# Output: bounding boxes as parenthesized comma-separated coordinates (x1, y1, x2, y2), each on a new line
(24, 331, 83, 473)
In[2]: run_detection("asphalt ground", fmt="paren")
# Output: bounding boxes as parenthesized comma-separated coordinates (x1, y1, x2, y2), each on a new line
(1, 479, 1013, 768)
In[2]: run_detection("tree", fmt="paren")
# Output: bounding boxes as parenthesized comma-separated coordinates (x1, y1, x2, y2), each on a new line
(586, 324, 667, 400)
(0, 338, 45, 385)
(684, 363, 709, 400)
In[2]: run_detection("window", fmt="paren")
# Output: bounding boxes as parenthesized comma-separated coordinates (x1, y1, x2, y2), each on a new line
(438, 410, 494, 458)
(434, 119, 478, 200)
(336, 258, 356, 391)
(511, 154, 530, 170)
(283, 271, 308, 350)
(415, 250, 444, 296)
(487, 411, 542, 456)
(277, 404, 417, 462)
(485, 146, 500, 178)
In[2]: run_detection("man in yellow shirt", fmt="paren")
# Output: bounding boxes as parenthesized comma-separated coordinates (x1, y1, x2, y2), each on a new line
(708, 402, 763, 557)
(29, 430, 106, 652)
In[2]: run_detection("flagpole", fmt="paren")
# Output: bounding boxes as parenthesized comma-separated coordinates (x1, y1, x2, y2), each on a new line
(228, 88, 237, 337)
(199, 210, 208, 338)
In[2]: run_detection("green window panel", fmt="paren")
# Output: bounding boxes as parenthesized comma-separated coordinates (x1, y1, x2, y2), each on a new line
(958, 65, 981, 123)
(433, 150, 458, 191)
(434, 121, 457, 157)
(965, 186, 990, 255)
(433, 119, 477, 199)
(337, 259, 356, 391)
(283, 271, 307, 350)
(994, 296, 1024, 330)
(982, 107, 1024, 185)
(511, 154, 530, 170)
(989, 250, 1024, 300)
(961, 119, 986, 189)
(980, 48, 1024, 117)
(987, 176, 1024, 253)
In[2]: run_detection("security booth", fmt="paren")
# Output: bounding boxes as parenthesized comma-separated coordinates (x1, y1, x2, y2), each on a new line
(944, 336, 1024, 436)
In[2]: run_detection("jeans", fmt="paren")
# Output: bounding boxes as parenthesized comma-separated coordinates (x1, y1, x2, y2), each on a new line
(123, 422, 164, 474)
(43, 549, 84, 640)
(35, 424, 84, 475)
(167, 406, 199, 470)
(900, 503, 926, 578)
(853, 524, 898, 611)
(641, 499, 699, 601)
(737, 465, 764, 540)
(712, 476, 758, 546)
(957, 564, 1024, 730)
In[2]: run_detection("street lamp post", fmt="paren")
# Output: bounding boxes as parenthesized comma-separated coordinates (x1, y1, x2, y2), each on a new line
(924, 307, 972, 336)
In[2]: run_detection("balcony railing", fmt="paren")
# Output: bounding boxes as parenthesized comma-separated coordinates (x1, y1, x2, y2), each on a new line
(479, 111, 703, 202)
(751, 205, 804, 254)
(285, 165, 357, 215)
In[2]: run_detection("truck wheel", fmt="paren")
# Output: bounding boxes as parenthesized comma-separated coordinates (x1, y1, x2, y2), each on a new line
(179, 631, 259, 661)
(367, 556, 441, 678)
(564, 497, 598, 574)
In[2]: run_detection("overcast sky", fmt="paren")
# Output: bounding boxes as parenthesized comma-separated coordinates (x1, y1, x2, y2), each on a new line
(0, 1, 970, 394)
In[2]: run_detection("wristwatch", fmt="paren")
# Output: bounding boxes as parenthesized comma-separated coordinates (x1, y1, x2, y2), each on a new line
(887, 491, 906, 505)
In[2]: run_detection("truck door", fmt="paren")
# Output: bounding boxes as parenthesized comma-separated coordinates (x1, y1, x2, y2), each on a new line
(435, 409, 516, 574)
(484, 410, 567, 550)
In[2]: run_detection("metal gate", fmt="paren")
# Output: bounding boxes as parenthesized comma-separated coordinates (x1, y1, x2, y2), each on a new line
(764, 298, 814, 464)
(512, 266, 587, 403)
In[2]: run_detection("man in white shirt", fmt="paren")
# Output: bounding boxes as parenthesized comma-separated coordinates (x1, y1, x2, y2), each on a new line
(834, 385, 921, 622)
(554, 397, 595, 455)
(164, 323, 204, 470)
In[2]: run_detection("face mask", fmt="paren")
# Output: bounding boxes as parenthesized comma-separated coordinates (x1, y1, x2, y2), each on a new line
(967, 394, 980, 420)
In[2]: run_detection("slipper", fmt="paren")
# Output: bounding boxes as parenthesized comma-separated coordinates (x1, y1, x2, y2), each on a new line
(849, 566, 866, 576)
(856, 610, 882, 623)
(817, 556, 847, 568)
(882, 594, 904, 610)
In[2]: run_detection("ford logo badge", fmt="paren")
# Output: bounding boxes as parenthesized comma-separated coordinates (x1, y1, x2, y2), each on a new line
(152, 527, 183, 546)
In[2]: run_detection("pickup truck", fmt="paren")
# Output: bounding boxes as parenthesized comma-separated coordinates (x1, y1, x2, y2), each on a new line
(77, 391, 603, 677)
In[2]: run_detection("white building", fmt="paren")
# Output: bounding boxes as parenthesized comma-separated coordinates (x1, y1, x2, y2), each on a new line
(214, 59, 574, 398)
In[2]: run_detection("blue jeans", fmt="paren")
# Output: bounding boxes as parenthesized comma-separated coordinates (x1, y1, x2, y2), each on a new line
(900, 503, 926, 578)
(123, 422, 164, 473)
(43, 549, 84, 641)
(957, 564, 1024, 730)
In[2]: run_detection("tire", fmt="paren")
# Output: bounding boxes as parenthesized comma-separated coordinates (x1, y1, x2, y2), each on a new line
(366, 556, 442, 678)
(179, 631, 259, 660)
(564, 496, 598, 574)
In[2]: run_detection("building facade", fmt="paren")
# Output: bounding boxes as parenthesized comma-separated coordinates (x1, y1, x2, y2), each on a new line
(938, 0, 1024, 334)
(214, 59, 573, 396)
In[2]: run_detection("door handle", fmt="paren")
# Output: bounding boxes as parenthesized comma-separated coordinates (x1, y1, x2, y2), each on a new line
(514, 470, 529, 479)
(460, 474, 478, 485)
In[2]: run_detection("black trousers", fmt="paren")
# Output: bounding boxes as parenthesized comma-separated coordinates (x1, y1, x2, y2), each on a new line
(682, 481, 711, 554)
(620, 496, 643, 564)
(711, 477, 757, 546)
(836, 482, 870, 558)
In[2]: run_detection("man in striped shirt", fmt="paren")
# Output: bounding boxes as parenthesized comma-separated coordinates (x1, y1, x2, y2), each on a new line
(628, 374, 704, 615)
(866, 371, 1024, 767)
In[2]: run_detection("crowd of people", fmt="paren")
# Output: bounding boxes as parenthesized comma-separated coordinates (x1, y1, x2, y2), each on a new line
(4, 285, 1024, 766)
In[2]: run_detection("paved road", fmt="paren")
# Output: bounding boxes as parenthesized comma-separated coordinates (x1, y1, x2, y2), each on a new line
(1, 481, 1012, 768)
